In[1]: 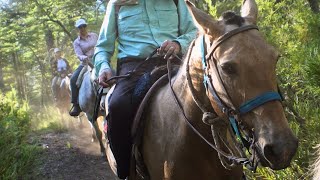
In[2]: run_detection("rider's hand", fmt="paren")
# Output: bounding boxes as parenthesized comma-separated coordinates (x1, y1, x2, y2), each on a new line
(83, 57, 89, 63)
(98, 69, 113, 87)
(158, 40, 181, 60)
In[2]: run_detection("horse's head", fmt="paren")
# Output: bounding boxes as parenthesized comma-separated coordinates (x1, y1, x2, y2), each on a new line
(186, 0, 298, 170)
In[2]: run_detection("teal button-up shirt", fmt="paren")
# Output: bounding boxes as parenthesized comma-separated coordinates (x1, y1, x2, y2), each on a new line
(93, 0, 198, 76)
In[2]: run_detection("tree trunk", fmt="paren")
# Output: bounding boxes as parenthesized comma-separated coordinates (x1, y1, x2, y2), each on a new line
(45, 28, 55, 52)
(12, 52, 25, 99)
(0, 60, 4, 91)
(307, 0, 319, 13)
(0, 68, 4, 89)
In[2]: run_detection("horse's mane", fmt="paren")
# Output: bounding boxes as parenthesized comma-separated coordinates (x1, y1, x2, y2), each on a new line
(221, 11, 245, 27)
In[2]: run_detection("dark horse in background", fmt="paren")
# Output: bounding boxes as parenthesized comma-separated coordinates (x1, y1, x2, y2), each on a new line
(104, 0, 298, 179)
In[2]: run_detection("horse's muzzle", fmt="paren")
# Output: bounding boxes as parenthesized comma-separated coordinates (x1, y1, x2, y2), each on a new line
(257, 135, 298, 170)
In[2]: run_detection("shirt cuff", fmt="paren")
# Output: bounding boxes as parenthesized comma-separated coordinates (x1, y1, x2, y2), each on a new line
(99, 63, 111, 76)
(79, 55, 88, 61)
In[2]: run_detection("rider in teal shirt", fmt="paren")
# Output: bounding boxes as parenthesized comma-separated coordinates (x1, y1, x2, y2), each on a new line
(93, 0, 197, 179)
(94, 0, 197, 77)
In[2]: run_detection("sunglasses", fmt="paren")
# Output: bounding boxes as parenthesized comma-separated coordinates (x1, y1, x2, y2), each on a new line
(78, 25, 87, 29)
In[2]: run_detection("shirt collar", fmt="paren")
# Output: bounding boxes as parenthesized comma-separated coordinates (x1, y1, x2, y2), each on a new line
(78, 33, 90, 40)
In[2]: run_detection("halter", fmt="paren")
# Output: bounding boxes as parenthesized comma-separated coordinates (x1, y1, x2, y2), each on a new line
(169, 24, 283, 171)
(201, 24, 282, 139)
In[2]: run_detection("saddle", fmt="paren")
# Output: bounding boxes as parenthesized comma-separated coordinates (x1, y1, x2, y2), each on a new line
(76, 65, 89, 88)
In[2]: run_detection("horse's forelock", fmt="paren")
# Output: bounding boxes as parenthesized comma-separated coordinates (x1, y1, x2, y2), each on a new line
(221, 11, 245, 27)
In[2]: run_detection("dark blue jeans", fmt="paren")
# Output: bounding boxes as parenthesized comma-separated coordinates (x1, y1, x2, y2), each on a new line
(108, 57, 168, 179)
(70, 64, 84, 104)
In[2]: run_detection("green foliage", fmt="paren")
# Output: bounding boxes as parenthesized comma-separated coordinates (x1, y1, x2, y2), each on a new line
(0, 89, 40, 179)
(305, 47, 320, 87)
(31, 105, 70, 132)
(254, 0, 320, 178)
(0, 0, 107, 104)
(245, 161, 304, 180)
(0, 0, 319, 179)
(198, 0, 320, 179)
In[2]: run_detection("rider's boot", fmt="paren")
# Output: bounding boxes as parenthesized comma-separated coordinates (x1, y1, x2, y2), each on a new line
(69, 103, 81, 116)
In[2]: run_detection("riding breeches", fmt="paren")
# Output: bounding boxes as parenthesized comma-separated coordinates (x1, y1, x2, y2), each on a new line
(70, 64, 84, 104)
(107, 57, 167, 179)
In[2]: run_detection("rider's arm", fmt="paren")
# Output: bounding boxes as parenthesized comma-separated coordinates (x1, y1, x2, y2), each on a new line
(65, 59, 72, 73)
(173, 0, 198, 55)
(93, 2, 117, 77)
(73, 40, 88, 61)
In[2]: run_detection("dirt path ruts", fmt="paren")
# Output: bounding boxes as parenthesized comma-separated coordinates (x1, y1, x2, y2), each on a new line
(32, 119, 118, 180)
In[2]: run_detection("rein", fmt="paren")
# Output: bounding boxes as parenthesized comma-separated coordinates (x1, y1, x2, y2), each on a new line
(167, 58, 250, 166)
(168, 24, 283, 171)
(92, 49, 160, 123)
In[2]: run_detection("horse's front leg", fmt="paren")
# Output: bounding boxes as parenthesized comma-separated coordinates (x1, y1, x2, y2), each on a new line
(87, 114, 106, 158)
(96, 117, 107, 157)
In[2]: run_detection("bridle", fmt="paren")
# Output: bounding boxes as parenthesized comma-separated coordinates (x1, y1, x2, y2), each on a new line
(168, 24, 283, 171)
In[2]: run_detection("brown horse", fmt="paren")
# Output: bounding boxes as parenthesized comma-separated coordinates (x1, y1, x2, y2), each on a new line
(125, 0, 298, 179)
(55, 75, 71, 114)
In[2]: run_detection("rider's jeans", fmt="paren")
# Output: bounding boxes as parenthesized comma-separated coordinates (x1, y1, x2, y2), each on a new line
(70, 64, 84, 104)
(107, 57, 167, 178)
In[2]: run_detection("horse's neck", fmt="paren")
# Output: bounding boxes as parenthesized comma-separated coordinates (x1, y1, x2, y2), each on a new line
(170, 53, 217, 154)
(173, 48, 210, 119)
(84, 71, 96, 93)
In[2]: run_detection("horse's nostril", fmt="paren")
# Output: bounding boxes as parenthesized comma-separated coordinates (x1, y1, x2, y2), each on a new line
(262, 141, 297, 170)
(263, 144, 277, 161)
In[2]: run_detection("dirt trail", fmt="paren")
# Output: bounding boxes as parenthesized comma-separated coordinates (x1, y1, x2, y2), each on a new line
(32, 118, 118, 180)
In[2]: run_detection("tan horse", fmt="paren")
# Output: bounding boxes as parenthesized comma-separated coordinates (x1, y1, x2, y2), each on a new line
(125, 0, 298, 179)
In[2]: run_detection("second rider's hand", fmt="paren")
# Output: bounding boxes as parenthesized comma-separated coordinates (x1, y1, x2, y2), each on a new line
(98, 69, 113, 88)
(158, 40, 181, 60)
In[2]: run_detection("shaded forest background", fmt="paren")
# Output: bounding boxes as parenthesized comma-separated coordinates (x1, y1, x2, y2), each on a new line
(1, 0, 320, 179)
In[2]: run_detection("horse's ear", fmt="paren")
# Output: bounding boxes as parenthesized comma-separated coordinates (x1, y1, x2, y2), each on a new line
(241, 0, 258, 24)
(186, 1, 223, 38)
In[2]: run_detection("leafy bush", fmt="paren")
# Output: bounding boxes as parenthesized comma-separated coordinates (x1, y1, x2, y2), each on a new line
(0, 89, 39, 179)
(200, 0, 320, 179)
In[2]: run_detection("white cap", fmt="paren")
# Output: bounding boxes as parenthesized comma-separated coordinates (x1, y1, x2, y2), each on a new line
(75, 18, 87, 28)
(54, 48, 61, 53)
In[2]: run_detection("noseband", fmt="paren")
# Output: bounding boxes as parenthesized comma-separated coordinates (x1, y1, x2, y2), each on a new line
(169, 24, 283, 171)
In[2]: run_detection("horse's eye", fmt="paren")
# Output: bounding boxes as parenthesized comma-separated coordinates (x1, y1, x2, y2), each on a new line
(220, 62, 237, 75)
